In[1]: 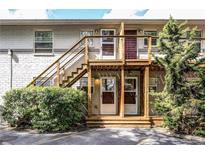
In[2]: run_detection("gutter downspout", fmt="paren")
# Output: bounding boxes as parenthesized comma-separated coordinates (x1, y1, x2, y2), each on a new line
(8, 49, 13, 90)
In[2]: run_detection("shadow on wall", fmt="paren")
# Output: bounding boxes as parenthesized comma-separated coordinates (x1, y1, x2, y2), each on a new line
(12, 53, 19, 63)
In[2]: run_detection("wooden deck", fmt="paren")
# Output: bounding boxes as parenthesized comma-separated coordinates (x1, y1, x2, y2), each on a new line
(86, 116, 163, 128)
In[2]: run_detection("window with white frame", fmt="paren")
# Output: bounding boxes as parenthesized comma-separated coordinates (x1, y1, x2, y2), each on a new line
(34, 77, 53, 86)
(78, 77, 94, 93)
(144, 30, 158, 46)
(34, 31, 53, 54)
(149, 77, 158, 92)
(80, 30, 94, 46)
(196, 31, 202, 52)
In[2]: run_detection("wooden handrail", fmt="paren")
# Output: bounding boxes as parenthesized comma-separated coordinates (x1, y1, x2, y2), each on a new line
(86, 35, 205, 40)
(60, 47, 85, 71)
(37, 48, 85, 86)
(85, 35, 156, 38)
(85, 38, 88, 64)
(27, 36, 86, 87)
(56, 61, 60, 86)
(28, 34, 204, 87)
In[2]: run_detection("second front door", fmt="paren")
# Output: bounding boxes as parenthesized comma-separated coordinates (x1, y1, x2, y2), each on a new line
(125, 30, 137, 59)
(124, 77, 139, 115)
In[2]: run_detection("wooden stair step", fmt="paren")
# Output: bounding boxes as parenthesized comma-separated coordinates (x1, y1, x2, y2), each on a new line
(86, 124, 152, 128)
(86, 116, 163, 128)
(86, 117, 150, 121)
(86, 121, 151, 124)
(62, 63, 87, 81)
(63, 68, 87, 87)
(87, 119, 150, 122)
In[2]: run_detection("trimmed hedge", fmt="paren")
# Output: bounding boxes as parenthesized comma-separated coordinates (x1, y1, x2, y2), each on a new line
(2, 87, 86, 132)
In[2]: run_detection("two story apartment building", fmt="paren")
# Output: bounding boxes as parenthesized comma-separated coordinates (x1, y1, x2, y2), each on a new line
(0, 19, 204, 127)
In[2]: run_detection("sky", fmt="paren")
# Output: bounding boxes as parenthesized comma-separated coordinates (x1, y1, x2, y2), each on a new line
(1, 9, 205, 19)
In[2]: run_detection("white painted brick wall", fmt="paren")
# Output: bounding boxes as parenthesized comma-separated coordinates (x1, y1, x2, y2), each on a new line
(0, 54, 10, 104)
(0, 52, 62, 105)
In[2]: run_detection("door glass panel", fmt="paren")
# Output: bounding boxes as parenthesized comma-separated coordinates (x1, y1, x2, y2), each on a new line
(102, 44, 114, 56)
(101, 30, 115, 58)
(102, 30, 114, 42)
(125, 78, 137, 104)
(102, 79, 114, 91)
(102, 78, 115, 104)
(125, 79, 136, 91)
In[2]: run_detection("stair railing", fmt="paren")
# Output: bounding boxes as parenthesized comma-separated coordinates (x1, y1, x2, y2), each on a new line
(27, 36, 86, 87)
(27, 35, 154, 87)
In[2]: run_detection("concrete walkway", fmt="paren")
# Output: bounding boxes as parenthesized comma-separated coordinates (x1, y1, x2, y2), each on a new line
(0, 125, 205, 145)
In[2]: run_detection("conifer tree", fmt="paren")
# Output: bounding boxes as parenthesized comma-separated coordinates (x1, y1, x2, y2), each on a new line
(153, 16, 205, 135)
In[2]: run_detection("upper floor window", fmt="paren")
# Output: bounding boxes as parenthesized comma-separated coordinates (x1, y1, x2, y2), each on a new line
(188, 31, 202, 52)
(80, 30, 94, 46)
(185, 30, 202, 52)
(178, 30, 202, 53)
(35, 31, 53, 54)
(195, 31, 202, 52)
(144, 30, 158, 46)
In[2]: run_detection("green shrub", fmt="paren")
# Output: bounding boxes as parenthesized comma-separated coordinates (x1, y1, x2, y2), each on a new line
(2, 87, 86, 132)
(152, 92, 205, 136)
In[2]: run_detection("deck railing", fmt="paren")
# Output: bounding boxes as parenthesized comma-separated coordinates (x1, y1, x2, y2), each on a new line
(27, 35, 154, 87)
(86, 35, 153, 63)
(27, 35, 205, 87)
(27, 37, 86, 87)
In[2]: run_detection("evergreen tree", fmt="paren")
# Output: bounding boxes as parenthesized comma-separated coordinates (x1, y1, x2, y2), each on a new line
(152, 16, 205, 136)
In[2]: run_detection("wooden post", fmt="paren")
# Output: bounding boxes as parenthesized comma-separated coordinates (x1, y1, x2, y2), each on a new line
(148, 36, 152, 63)
(122, 35, 125, 65)
(85, 37, 89, 64)
(87, 66, 92, 116)
(119, 22, 125, 117)
(119, 22, 125, 64)
(120, 66, 125, 117)
(144, 66, 150, 118)
(56, 61, 60, 86)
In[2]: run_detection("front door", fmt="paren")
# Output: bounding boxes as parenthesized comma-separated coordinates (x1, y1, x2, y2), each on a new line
(124, 77, 139, 115)
(125, 30, 137, 59)
(101, 29, 116, 59)
(100, 77, 116, 114)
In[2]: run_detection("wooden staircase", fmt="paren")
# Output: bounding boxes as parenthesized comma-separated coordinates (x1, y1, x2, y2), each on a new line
(61, 63, 87, 87)
(27, 37, 88, 88)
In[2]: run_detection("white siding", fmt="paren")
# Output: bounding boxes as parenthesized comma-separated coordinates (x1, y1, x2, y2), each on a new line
(0, 25, 94, 50)
(0, 52, 62, 104)
(0, 26, 33, 49)
(0, 54, 11, 103)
